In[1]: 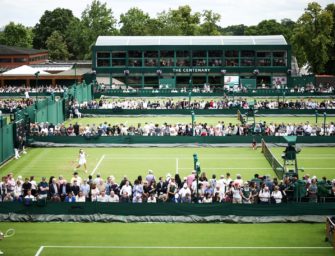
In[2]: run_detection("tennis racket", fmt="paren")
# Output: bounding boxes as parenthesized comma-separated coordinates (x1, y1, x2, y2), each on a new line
(1, 229, 15, 239)
(4, 229, 15, 238)
(69, 160, 77, 168)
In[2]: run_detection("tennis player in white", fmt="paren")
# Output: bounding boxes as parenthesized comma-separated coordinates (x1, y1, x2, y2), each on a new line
(75, 149, 88, 173)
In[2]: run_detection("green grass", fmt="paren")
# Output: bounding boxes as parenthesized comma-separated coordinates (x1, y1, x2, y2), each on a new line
(270, 147, 335, 179)
(65, 116, 335, 127)
(1, 146, 335, 182)
(0, 147, 274, 182)
(0, 223, 332, 256)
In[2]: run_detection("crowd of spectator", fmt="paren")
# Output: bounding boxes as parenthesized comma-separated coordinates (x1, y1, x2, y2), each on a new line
(80, 98, 335, 110)
(95, 81, 334, 94)
(0, 98, 34, 111)
(29, 120, 335, 137)
(1, 171, 334, 204)
(0, 85, 67, 93)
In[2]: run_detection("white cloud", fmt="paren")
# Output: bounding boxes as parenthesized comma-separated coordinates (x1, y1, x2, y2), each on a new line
(0, 0, 333, 28)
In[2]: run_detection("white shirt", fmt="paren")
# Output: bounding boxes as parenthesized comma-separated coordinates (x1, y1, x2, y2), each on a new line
(179, 187, 191, 198)
(217, 178, 226, 193)
(271, 190, 283, 203)
(24, 195, 36, 201)
(147, 196, 157, 203)
(79, 152, 86, 161)
(259, 190, 271, 202)
(90, 188, 100, 201)
(80, 183, 90, 197)
(232, 187, 241, 199)
(97, 195, 110, 202)
(71, 176, 82, 186)
(76, 195, 86, 202)
(120, 185, 132, 197)
(109, 194, 119, 203)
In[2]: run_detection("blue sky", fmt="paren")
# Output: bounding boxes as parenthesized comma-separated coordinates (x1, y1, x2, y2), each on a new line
(0, 0, 333, 28)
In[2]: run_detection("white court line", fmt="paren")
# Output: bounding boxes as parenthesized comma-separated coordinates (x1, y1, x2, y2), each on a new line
(179, 167, 335, 170)
(90, 155, 105, 176)
(103, 157, 266, 160)
(179, 167, 273, 170)
(101, 156, 335, 160)
(35, 246, 44, 256)
(35, 245, 332, 254)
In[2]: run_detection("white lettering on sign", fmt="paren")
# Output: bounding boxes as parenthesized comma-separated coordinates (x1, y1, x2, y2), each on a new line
(172, 68, 210, 73)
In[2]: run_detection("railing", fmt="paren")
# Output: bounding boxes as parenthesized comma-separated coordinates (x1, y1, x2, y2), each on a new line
(94, 88, 334, 98)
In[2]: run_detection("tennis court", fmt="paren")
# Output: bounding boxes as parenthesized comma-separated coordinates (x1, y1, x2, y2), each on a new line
(0, 223, 332, 256)
(1, 146, 335, 182)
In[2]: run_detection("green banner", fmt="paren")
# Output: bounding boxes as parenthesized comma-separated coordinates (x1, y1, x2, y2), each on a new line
(240, 78, 256, 89)
(159, 78, 175, 89)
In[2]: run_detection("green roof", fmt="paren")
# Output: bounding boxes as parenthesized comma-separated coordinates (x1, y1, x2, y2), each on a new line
(95, 35, 288, 46)
(0, 45, 48, 56)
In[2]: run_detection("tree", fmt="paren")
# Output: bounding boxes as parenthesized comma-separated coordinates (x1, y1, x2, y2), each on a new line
(152, 5, 201, 36)
(245, 20, 286, 35)
(324, 3, 335, 75)
(0, 22, 33, 48)
(199, 10, 221, 35)
(65, 19, 88, 60)
(220, 24, 247, 35)
(243, 19, 295, 43)
(170, 5, 201, 35)
(81, 0, 118, 59)
(46, 31, 69, 60)
(280, 19, 296, 43)
(33, 8, 77, 49)
(145, 18, 166, 35)
(119, 8, 150, 35)
(292, 2, 334, 73)
(153, 11, 183, 35)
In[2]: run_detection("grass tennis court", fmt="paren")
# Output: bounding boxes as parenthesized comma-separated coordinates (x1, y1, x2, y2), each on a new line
(0, 222, 332, 256)
(1, 146, 335, 182)
(64, 116, 335, 127)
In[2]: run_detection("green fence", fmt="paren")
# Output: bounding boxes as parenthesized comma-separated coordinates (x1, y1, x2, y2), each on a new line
(0, 117, 14, 164)
(36, 97, 64, 124)
(0, 202, 334, 218)
(80, 108, 335, 116)
(15, 97, 65, 124)
(67, 83, 93, 104)
(28, 135, 335, 145)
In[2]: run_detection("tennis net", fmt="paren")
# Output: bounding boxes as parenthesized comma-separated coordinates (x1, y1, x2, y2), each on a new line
(261, 139, 284, 179)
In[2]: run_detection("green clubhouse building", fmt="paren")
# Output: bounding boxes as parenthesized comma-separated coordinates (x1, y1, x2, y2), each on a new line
(92, 35, 291, 89)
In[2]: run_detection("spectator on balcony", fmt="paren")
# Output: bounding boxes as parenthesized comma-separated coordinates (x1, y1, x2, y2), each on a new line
(120, 180, 132, 203)
(65, 192, 76, 203)
(307, 178, 318, 203)
(97, 190, 110, 202)
(38, 177, 49, 199)
(49, 178, 60, 202)
(109, 190, 119, 202)
(232, 183, 243, 204)
(271, 186, 283, 204)
(132, 179, 143, 203)
(76, 191, 86, 202)
(24, 189, 36, 205)
(258, 186, 271, 204)
(90, 183, 100, 202)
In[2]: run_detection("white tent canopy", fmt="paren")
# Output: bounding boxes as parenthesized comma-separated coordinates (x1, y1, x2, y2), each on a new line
(2, 65, 50, 75)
